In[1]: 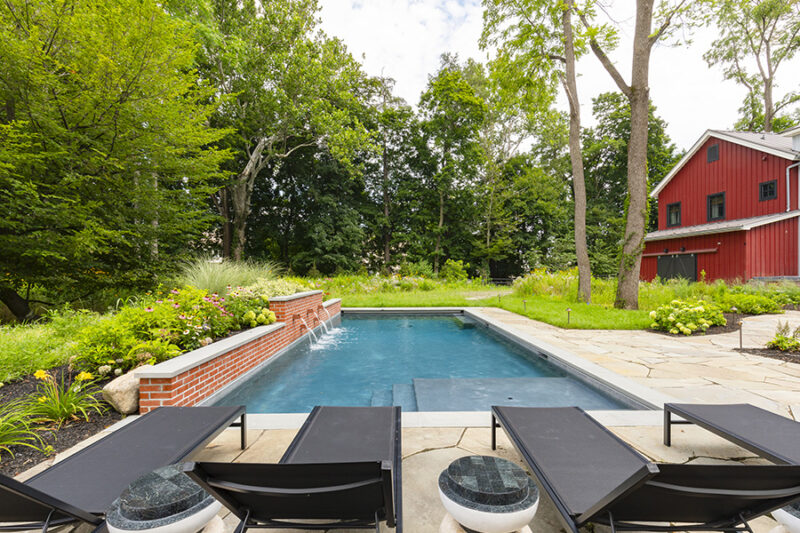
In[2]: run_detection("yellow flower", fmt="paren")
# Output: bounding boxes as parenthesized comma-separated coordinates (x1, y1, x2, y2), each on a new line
(34, 370, 48, 380)
(38, 396, 47, 403)
(75, 372, 94, 382)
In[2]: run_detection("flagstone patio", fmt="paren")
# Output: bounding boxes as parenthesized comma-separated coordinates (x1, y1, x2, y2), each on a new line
(477, 307, 800, 419)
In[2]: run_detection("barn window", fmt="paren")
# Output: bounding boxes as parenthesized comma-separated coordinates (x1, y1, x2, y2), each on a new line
(667, 202, 681, 227)
(707, 143, 719, 163)
(707, 192, 725, 221)
(759, 179, 777, 201)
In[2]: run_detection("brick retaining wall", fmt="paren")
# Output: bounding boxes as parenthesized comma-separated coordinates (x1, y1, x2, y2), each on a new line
(136, 291, 341, 413)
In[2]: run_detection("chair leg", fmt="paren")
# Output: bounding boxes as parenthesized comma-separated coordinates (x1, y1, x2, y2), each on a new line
(608, 511, 617, 533)
(491, 414, 497, 450)
(240, 413, 247, 450)
(41, 509, 55, 533)
(663, 409, 671, 447)
(233, 509, 251, 533)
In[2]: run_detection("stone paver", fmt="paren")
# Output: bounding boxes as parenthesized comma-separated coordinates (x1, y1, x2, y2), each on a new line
(476, 307, 800, 419)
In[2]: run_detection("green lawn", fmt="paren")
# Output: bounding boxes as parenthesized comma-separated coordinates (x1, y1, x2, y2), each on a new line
(338, 287, 506, 307)
(481, 295, 652, 330)
(337, 288, 652, 330)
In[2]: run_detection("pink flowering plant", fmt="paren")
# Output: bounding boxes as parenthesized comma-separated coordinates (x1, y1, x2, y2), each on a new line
(75, 285, 275, 376)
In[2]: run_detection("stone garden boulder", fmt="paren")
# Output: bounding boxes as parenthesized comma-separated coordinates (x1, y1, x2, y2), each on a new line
(102, 372, 140, 414)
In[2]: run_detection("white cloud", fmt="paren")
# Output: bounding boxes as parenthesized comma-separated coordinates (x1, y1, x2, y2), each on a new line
(319, 1, 800, 151)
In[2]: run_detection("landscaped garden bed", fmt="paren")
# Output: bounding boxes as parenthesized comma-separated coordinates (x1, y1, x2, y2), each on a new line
(0, 365, 122, 476)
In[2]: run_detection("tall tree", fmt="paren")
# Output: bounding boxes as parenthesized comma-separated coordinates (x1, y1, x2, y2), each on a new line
(482, 0, 592, 301)
(189, 0, 374, 260)
(705, 0, 800, 132)
(0, 0, 228, 320)
(583, 93, 680, 276)
(418, 55, 486, 273)
(577, 0, 695, 309)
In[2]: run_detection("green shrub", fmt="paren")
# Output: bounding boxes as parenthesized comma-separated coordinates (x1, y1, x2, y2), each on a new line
(439, 259, 470, 282)
(399, 260, 434, 278)
(243, 278, 310, 299)
(28, 369, 106, 425)
(766, 321, 800, 351)
(718, 293, 782, 315)
(76, 285, 276, 375)
(177, 257, 281, 295)
(649, 299, 726, 335)
(0, 399, 43, 460)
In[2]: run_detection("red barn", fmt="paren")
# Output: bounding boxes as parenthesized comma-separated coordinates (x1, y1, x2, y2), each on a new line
(642, 128, 800, 282)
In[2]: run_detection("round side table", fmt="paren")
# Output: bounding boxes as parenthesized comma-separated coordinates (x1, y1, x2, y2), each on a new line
(106, 464, 221, 533)
(438, 455, 539, 533)
(773, 503, 800, 533)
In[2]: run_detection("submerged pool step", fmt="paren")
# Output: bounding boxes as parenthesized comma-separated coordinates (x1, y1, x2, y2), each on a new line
(370, 389, 393, 407)
(391, 383, 418, 411)
(412, 377, 624, 412)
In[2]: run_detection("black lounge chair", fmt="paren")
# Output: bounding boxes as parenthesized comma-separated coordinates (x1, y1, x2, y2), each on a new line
(664, 403, 800, 464)
(491, 405, 800, 533)
(184, 405, 402, 532)
(0, 405, 246, 532)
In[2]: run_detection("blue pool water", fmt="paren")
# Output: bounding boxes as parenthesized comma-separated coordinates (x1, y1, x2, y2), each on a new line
(211, 314, 635, 413)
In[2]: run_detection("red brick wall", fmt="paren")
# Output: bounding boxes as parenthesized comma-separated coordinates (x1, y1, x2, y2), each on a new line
(139, 293, 341, 413)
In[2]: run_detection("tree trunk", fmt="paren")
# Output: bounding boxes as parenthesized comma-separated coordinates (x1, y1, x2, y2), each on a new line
(614, 0, 654, 310)
(230, 137, 270, 261)
(433, 189, 445, 274)
(382, 137, 391, 266)
(151, 174, 158, 259)
(764, 76, 774, 132)
(562, 1, 591, 303)
(0, 287, 34, 322)
(484, 172, 494, 279)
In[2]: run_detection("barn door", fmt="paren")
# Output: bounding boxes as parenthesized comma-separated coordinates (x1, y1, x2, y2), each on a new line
(657, 254, 697, 281)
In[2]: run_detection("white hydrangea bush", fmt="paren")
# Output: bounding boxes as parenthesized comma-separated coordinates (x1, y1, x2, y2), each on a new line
(649, 299, 726, 335)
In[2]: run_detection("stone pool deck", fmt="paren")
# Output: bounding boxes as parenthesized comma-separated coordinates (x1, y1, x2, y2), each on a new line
(14, 308, 800, 532)
(478, 307, 800, 419)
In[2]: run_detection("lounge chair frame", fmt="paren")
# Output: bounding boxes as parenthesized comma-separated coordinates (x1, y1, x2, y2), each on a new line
(492, 406, 800, 533)
(0, 406, 246, 532)
(663, 403, 800, 465)
(185, 405, 402, 532)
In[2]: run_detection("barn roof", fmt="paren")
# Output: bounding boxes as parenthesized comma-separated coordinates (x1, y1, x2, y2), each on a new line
(644, 210, 800, 242)
(650, 130, 800, 198)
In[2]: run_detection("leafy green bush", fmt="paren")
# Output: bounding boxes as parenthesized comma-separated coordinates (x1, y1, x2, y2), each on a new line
(718, 293, 782, 315)
(177, 257, 281, 295)
(649, 299, 726, 335)
(766, 321, 800, 351)
(76, 286, 276, 375)
(439, 259, 470, 282)
(0, 399, 43, 460)
(398, 260, 434, 278)
(28, 370, 106, 425)
(243, 278, 310, 299)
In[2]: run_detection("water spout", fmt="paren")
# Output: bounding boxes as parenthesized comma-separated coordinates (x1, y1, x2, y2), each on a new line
(320, 305, 332, 323)
(313, 311, 329, 334)
(299, 317, 318, 344)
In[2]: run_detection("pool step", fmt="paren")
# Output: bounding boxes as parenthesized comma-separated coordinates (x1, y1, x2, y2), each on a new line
(412, 377, 625, 412)
(391, 383, 418, 411)
(370, 389, 393, 407)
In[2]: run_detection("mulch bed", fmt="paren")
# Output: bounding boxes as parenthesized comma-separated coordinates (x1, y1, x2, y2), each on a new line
(735, 348, 800, 364)
(649, 312, 748, 337)
(0, 365, 123, 477)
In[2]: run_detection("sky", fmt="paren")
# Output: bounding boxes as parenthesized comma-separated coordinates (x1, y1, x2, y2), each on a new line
(318, 0, 800, 151)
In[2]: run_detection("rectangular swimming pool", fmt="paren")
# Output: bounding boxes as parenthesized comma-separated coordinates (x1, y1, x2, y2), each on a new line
(211, 314, 640, 413)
